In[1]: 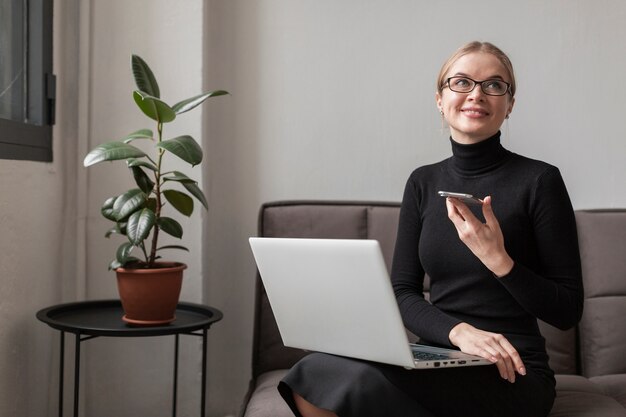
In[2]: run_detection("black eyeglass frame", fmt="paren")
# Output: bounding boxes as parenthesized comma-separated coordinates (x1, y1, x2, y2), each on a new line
(441, 76, 512, 97)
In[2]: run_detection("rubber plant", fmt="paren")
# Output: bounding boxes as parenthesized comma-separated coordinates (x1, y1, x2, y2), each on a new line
(84, 54, 228, 270)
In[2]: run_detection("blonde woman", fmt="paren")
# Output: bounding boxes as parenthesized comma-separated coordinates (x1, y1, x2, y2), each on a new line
(278, 41, 583, 417)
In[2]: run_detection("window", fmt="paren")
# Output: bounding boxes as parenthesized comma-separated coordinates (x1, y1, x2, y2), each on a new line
(0, 0, 55, 162)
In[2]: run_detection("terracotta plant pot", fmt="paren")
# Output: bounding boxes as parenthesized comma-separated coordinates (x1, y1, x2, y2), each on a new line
(115, 262, 187, 326)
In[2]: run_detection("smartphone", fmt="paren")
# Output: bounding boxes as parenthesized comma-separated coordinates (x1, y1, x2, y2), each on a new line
(438, 191, 483, 205)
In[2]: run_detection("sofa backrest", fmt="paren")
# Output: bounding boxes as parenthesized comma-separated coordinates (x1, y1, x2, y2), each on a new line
(250, 201, 616, 379)
(576, 210, 626, 377)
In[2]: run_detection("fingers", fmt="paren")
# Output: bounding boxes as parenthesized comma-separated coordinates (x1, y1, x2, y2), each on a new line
(481, 196, 500, 228)
(445, 197, 464, 226)
(445, 197, 483, 235)
(447, 195, 497, 230)
(449, 323, 526, 383)
(446, 197, 487, 248)
(483, 335, 526, 383)
(446, 197, 480, 225)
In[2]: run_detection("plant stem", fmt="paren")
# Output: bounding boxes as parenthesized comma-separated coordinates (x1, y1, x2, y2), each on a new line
(140, 242, 149, 263)
(148, 121, 164, 267)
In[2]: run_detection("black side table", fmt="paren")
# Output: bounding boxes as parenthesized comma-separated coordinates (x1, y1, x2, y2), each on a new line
(37, 300, 223, 417)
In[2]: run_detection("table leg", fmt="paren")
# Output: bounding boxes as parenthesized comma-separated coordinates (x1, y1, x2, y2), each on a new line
(201, 327, 208, 417)
(74, 333, 81, 417)
(59, 331, 65, 417)
(173, 334, 179, 417)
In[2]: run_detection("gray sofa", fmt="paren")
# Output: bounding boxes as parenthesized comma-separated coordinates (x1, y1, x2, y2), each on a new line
(241, 201, 626, 417)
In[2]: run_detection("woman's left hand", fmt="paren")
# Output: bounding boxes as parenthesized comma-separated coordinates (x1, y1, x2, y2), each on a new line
(445, 196, 514, 277)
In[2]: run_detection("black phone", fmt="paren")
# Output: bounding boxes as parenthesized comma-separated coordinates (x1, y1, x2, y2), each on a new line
(438, 191, 483, 205)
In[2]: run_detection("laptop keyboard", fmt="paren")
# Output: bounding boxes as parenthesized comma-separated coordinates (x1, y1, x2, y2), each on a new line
(411, 350, 449, 361)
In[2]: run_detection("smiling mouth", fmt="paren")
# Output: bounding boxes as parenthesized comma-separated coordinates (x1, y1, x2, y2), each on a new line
(461, 108, 489, 117)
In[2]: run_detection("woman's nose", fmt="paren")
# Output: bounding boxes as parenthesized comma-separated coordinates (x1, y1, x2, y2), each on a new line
(468, 83, 486, 100)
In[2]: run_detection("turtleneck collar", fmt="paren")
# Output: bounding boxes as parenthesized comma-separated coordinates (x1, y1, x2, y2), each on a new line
(449, 131, 510, 177)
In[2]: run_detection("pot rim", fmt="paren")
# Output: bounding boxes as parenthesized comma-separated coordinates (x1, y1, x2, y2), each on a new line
(115, 261, 187, 274)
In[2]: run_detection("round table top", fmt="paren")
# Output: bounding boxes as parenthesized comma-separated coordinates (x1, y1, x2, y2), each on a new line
(36, 299, 223, 337)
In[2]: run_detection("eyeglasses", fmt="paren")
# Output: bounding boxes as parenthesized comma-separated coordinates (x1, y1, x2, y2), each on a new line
(442, 76, 511, 96)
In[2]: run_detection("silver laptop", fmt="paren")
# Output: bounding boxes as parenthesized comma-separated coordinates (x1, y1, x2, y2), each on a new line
(248, 237, 491, 370)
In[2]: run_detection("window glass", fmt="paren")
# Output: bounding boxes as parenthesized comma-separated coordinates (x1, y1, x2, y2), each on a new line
(0, 0, 54, 162)
(0, 0, 26, 122)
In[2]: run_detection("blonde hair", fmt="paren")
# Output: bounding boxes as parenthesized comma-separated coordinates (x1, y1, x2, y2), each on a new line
(436, 41, 516, 97)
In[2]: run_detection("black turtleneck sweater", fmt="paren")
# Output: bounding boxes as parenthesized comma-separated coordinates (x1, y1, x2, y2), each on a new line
(391, 132, 584, 377)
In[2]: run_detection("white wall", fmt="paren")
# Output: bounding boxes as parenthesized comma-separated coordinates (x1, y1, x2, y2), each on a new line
(2, 1, 623, 417)
(205, 0, 626, 415)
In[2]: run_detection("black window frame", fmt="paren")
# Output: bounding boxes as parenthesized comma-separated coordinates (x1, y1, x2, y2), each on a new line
(0, 0, 55, 162)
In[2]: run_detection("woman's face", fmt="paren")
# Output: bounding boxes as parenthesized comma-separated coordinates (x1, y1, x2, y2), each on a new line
(436, 52, 515, 144)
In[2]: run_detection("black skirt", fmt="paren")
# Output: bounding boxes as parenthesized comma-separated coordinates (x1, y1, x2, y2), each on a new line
(278, 353, 555, 417)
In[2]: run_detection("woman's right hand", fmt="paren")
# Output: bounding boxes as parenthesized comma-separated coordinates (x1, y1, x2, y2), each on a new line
(448, 322, 526, 383)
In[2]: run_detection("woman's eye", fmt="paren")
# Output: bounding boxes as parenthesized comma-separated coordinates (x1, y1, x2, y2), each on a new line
(453, 78, 471, 87)
(484, 80, 505, 92)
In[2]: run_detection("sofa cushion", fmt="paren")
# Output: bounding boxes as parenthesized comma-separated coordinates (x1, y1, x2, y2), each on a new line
(538, 321, 578, 375)
(550, 375, 626, 416)
(576, 210, 626, 377)
(252, 288, 310, 378)
(554, 374, 603, 394)
(580, 297, 626, 377)
(366, 205, 400, 271)
(242, 370, 292, 417)
(590, 374, 626, 408)
(549, 390, 626, 417)
(261, 204, 368, 239)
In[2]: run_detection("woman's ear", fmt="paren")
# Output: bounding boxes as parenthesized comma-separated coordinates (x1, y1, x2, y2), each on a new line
(435, 91, 443, 113)
(507, 96, 515, 117)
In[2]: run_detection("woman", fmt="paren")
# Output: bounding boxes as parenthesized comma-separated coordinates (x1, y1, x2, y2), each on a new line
(278, 41, 583, 417)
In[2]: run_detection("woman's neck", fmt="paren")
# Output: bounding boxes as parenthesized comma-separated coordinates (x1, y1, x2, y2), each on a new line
(449, 131, 510, 176)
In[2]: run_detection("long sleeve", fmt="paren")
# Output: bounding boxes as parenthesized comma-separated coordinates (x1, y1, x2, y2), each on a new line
(391, 175, 463, 347)
(497, 167, 584, 330)
(390, 133, 583, 373)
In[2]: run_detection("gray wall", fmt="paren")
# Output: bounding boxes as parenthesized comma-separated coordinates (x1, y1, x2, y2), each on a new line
(0, 1, 624, 417)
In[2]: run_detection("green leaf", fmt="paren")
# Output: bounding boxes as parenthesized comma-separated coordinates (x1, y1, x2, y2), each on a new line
(133, 91, 176, 123)
(127, 158, 158, 171)
(182, 181, 208, 210)
(109, 259, 122, 270)
(157, 135, 202, 166)
(130, 166, 155, 194)
(163, 189, 194, 217)
(131, 55, 160, 98)
(157, 245, 189, 252)
(109, 242, 139, 269)
(126, 208, 156, 245)
(157, 217, 183, 238)
(122, 129, 153, 143)
(172, 90, 229, 115)
(84, 142, 147, 167)
(109, 256, 141, 270)
(162, 171, 197, 183)
(161, 171, 207, 209)
(146, 198, 157, 213)
(105, 223, 127, 238)
(101, 196, 118, 221)
(116, 242, 135, 263)
(113, 189, 146, 221)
